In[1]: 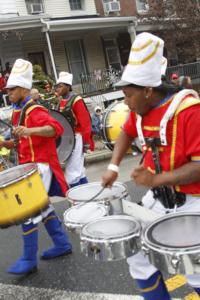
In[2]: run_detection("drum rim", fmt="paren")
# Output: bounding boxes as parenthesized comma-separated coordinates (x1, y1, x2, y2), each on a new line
(81, 215, 141, 243)
(0, 163, 37, 188)
(63, 202, 108, 228)
(67, 181, 128, 203)
(49, 109, 75, 163)
(101, 101, 117, 151)
(143, 212, 200, 254)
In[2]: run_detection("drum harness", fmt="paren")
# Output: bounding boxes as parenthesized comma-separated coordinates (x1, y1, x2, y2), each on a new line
(136, 89, 199, 210)
(9, 101, 41, 166)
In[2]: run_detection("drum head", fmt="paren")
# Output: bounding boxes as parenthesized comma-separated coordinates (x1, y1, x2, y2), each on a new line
(0, 163, 37, 187)
(64, 203, 107, 228)
(145, 213, 200, 249)
(49, 110, 75, 163)
(67, 182, 127, 203)
(81, 215, 141, 241)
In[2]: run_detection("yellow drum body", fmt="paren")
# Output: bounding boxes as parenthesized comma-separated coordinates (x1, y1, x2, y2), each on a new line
(101, 101, 141, 153)
(0, 163, 49, 228)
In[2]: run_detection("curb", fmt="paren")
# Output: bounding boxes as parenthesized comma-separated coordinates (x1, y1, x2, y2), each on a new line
(85, 150, 112, 164)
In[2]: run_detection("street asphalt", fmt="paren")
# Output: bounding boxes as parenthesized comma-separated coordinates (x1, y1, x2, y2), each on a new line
(0, 150, 196, 299)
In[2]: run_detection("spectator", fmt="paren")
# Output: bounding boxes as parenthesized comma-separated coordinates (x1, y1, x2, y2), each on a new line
(92, 106, 103, 137)
(3, 62, 11, 80)
(0, 73, 6, 107)
(178, 76, 193, 89)
(170, 73, 179, 85)
(30, 88, 41, 102)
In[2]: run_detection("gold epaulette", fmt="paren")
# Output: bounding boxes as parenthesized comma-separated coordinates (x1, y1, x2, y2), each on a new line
(72, 95, 82, 105)
(175, 97, 200, 116)
(25, 104, 48, 116)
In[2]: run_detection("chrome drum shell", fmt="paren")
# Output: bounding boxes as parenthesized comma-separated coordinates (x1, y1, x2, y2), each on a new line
(142, 212, 200, 275)
(80, 215, 141, 261)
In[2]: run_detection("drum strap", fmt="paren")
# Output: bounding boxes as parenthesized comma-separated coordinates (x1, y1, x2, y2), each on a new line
(61, 94, 91, 128)
(145, 137, 185, 209)
(17, 102, 39, 126)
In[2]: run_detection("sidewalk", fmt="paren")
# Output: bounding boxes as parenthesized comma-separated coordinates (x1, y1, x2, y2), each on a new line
(84, 138, 141, 164)
(85, 138, 112, 164)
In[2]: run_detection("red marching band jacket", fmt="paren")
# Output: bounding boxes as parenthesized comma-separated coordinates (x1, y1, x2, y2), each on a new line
(12, 104, 68, 195)
(123, 94, 200, 196)
(59, 95, 94, 151)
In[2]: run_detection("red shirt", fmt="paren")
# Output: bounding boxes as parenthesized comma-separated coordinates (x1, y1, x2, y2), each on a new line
(123, 95, 200, 195)
(59, 96, 94, 151)
(0, 76, 6, 91)
(12, 104, 68, 194)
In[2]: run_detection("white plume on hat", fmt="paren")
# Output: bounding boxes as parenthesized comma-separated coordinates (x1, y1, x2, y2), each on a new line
(161, 57, 168, 76)
(115, 32, 164, 88)
(57, 72, 73, 86)
(6, 59, 32, 89)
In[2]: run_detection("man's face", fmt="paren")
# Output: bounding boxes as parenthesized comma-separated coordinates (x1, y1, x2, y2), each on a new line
(7, 87, 24, 103)
(55, 83, 70, 97)
(122, 86, 152, 116)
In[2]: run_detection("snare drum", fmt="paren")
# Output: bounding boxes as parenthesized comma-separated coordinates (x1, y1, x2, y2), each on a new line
(66, 182, 130, 215)
(142, 212, 200, 275)
(81, 215, 141, 261)
(63, 202, 108, 234)
(0, 163, 49, 228)
(101, 101, 141, 153)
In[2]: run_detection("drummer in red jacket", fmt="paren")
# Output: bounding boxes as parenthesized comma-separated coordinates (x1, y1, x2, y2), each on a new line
(0, 59, 72, 275)
(55, 72, 94, 188)
(102, 32, 200, 299)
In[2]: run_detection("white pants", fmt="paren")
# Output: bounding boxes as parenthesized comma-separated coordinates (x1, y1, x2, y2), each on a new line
(127, 190, 200, 287)
(64, 133, 86, 185)
(25, 163, 54, 225)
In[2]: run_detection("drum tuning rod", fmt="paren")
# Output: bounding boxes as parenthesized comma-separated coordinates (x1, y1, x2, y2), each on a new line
(0, 119, 13, 129)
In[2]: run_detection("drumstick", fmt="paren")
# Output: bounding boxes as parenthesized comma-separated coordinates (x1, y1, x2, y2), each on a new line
(0, 119, 13, 129)
(139, 148, 148, 165)
(75, 186, 105, 209)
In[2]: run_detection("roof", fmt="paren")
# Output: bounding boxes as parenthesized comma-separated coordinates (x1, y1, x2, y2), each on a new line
(0, 15, 136, 32)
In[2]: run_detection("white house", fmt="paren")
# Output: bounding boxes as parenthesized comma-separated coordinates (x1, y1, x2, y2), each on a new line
(0, 0, 136, 93)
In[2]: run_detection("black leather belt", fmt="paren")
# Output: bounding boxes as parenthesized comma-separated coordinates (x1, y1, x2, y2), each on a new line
(152, 188, 186, 208)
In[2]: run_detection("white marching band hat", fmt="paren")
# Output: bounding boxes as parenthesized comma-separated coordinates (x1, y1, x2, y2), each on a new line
(115, 32, 164, 88)
(57, 72, 73, 86)
(6, 59, 33, 89)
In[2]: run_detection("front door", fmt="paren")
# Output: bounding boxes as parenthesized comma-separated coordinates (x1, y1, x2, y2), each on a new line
(28, 52, 47, 73)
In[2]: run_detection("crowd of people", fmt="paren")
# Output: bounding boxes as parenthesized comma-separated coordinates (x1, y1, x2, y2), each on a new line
(0, 30, 200, 300)
(0, 62, 12, 107)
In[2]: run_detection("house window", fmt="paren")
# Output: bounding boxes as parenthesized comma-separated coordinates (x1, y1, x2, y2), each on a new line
(69, 0, 83, 10)
(104, 39, 121, 71)
(136, 0, 149, 13)
(65, 39, 87, 84)
(25, 0, 44, 14)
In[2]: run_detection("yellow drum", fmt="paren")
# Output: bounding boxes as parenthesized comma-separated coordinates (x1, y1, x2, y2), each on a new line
(0, 163, 49, 228)
(101, 101, 141, 153)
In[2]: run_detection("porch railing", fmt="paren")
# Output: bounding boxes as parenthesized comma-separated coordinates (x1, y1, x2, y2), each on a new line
(80, 67, 122, 95)
(166, 61, 200, 80)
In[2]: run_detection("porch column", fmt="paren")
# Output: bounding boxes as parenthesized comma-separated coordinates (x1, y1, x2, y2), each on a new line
(128, 22, 136, 43)
(45, 31, 58, 81)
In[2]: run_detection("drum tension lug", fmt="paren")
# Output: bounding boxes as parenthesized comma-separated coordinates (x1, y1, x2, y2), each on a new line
(171, 255, 180, 270)
(90, 245, 101, 254)
(27, 180, 32, 188)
